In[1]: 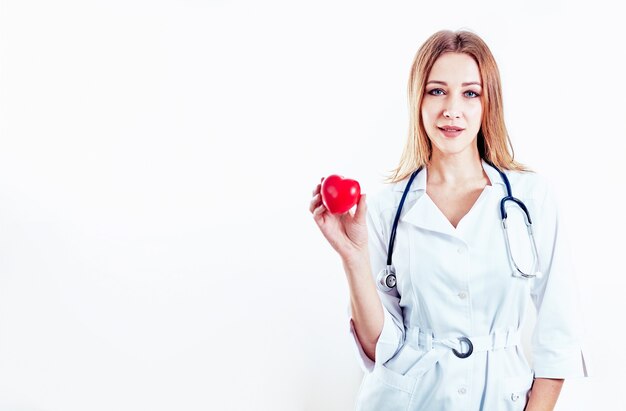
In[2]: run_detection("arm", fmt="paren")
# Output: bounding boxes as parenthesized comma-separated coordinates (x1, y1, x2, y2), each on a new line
(525, 378, 564, 411)
(342, 253, 383, 362)
(310, 185, 384, 362)
(526, 178, 587, 407)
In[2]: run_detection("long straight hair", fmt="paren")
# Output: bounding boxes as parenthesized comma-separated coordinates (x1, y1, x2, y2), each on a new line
(387, 30, 527, 183)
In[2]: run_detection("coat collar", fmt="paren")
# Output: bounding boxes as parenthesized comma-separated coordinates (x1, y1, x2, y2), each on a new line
(396, 159, 506, 237)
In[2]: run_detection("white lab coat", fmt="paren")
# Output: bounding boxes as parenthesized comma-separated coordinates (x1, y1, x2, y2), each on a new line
(349, 160, 588, 410)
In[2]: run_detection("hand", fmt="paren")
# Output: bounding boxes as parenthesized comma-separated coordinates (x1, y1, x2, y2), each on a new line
(309, 178, 369, 262)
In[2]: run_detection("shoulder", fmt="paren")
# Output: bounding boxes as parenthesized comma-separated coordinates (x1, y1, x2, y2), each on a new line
(367, 182, 401, 217)
(501, 168, 563, 225)
(365, 177, 414, 226)
(501, 168, 556, 202)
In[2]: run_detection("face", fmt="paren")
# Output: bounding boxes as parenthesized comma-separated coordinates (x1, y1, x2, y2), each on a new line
(421, 52, 483, 159)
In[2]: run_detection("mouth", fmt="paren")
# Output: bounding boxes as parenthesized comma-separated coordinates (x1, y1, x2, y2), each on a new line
(438, 126, 465, 138)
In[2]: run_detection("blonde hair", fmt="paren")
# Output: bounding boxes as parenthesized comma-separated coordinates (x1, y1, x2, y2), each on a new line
(387, 30, 527, 183)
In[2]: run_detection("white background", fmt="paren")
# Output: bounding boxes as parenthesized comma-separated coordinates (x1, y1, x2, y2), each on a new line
(1, 0, 624, 410)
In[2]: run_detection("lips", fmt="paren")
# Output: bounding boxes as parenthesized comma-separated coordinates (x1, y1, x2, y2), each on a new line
(438, 125, 465, 138)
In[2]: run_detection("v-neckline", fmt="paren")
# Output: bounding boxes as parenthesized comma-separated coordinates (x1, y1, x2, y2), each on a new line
(424, 184, 492, 232)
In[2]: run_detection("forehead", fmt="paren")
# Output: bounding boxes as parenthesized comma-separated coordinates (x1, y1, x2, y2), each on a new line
(427, 52, 481, 83)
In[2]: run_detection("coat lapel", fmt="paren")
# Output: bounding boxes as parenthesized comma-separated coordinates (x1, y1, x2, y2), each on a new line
(397, 160, 506, 239)
(402, 193, 458, 238)
(397, 168, 458, 238)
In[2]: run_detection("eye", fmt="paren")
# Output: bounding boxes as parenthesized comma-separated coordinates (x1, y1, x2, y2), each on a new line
(464, 90, 480, 98)
(428, 88, 445, 96)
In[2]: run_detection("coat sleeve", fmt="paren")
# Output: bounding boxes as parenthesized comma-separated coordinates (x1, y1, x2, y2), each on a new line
(348, 192, 405, 372)
(530, 179, 589, 379)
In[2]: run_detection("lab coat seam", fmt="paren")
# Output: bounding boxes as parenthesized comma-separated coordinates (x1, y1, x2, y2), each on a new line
(406, 221, 414, 313)
(467, 250, 475, 336)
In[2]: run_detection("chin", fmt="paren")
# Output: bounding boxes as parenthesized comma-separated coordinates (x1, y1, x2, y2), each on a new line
(433, 142, 474, 156)
(430, 134, 478, 156)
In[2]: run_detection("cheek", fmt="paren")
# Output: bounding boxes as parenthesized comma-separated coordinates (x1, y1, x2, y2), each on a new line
(467, 102, 483, 125)
(420, 101, 438, 125)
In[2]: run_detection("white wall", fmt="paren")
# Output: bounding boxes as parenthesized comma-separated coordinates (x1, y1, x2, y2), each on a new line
(0, 0, 623, 410)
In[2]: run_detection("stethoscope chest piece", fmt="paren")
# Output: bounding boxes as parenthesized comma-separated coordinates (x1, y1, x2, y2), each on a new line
(377, 265, 397, 293)
(374, 163, 542, 294)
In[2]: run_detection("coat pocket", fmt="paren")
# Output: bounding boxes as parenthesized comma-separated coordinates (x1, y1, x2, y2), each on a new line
(500, 373, 533, 410)
(370, 362, 417, 393)
(354, 364, 417, 411)
(383, 343, 429, 376)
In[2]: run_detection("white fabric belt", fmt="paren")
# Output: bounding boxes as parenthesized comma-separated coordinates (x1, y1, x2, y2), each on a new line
(405, 327, 522, 353)
(384, 327, 522, 380)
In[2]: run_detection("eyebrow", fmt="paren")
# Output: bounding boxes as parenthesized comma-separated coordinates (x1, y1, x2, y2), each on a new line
(426, 80, 482, 87)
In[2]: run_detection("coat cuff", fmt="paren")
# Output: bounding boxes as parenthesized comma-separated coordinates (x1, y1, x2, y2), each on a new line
(532, 345, 589, 378)
(348, 308, 403, 373)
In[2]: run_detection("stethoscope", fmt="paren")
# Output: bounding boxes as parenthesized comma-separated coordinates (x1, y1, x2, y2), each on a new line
(377, 163, 543, 293)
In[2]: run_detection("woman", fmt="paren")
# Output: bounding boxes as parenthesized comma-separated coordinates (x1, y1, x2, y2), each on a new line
(309, 30, 587, 410)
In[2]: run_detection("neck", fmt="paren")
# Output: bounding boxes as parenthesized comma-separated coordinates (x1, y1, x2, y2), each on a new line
(428, 150, 485, 186)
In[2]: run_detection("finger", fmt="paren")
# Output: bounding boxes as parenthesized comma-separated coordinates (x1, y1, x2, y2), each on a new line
(312, 203, 327, 218)
(354, 193, 367, 222)
(312, 183, 321, 196)
(309, 193, 322, 213)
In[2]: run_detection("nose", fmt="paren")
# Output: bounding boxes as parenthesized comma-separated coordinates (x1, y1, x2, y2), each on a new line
(443, 109, 461, 119)
(443, 95, 462, 119)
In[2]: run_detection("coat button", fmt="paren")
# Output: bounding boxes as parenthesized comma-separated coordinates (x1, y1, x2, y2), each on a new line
(458, 387, 467, 395)
(511, 393, 520, 401)
(458, 291, 468, 299)
(457, 247, 464, 254)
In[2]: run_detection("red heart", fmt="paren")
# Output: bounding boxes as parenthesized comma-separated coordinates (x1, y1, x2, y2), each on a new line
(321, 175, 361, 214)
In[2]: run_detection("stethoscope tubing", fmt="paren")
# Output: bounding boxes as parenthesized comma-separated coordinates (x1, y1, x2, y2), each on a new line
(386, 168, 421, 266)
(380, 162, 541, 293)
